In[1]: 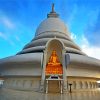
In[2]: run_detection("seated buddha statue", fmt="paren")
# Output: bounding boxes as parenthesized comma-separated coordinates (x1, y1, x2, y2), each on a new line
(45, 50, 63, 75)
(48, 50, 60, 65)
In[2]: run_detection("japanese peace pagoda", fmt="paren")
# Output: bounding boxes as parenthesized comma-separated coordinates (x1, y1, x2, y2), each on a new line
(0, 4, 100, 99)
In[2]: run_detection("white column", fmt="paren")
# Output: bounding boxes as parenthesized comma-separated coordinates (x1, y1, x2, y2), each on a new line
(92, 82, 94, 88)
(88, 82, 90, 89)
(96, 83, 98, 88)
(76, 81, 81, 89)
(46, 80, 48, 94)
(83, 81, 88, 89)
(82, 81, 86, 89)
(89, 82, 92, 89)
(40, 50, 47, 92)
(72, 81, 76, 89)
(90, 82, 93, 89)
(89, 81, 92, 89)
(87, 82, 90, 89)
(60, 80, 63, 93)
(94, 82, 96, 88)
(94, 82, 97, 88)
(85, 82, 88, 89)
(80, 81, 83, 89)
(62, 50, 67, 91)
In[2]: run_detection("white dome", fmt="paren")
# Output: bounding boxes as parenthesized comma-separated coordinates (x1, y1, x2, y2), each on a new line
(35, 18, 69, 36)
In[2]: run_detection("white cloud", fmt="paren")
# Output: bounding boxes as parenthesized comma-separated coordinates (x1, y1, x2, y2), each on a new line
(0, 32, 15, 46)
(0, 32, 8, 40)
(0, 15, 16, 46)
(14, 35, 24, 46)
(80, 35, 100, 60)
(2, 17, 14, 28)
(70, 32, 100, 60)
(71, 32, 77, 40)
(82, 45, 100, 60)
(15, 35, 20, 42)
(0, 16, 15, 29)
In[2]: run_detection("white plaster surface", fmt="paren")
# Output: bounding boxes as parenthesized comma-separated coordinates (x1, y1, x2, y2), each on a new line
(35, 18, 69, 36)
(0, 88, 100, 100)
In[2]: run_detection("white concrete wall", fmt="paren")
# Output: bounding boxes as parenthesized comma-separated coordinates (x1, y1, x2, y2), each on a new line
(3, 77, 41, 91)
(67, 65, 100, 78)
(1, 64, 41, 76)
(67, 77, 98, 91)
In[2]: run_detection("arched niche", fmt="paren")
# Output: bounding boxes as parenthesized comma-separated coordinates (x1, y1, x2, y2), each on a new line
(45, 38, 64, 64)
(40, 39, 65, 92)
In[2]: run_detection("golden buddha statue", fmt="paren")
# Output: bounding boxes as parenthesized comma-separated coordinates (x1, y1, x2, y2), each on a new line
(48, 50, 60, 65)
(45, 50, 63, 75)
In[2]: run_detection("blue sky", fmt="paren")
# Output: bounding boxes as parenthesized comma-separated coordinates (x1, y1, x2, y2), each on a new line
(0, 0, 100, 59)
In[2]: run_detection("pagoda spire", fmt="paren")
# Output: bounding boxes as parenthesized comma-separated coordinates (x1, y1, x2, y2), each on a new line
(51, 3, 55, 13)
(47, 3, 59, 18)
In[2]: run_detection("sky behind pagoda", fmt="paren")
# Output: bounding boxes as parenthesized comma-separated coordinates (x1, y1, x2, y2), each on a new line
(0, 0, 100, 59)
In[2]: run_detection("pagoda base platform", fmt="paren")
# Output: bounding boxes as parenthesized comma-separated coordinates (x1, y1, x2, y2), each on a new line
(0, 88, 100, 100)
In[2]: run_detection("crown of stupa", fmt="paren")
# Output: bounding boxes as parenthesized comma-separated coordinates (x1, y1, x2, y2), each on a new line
(47, 3, 59, 18)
